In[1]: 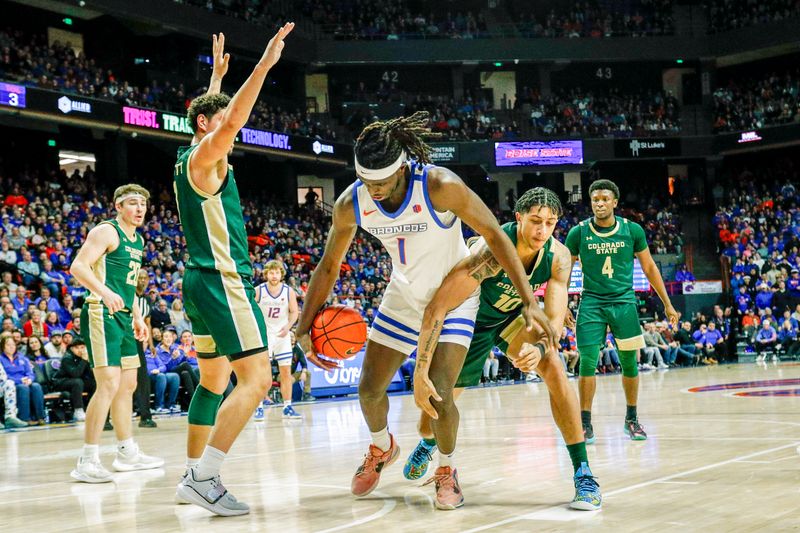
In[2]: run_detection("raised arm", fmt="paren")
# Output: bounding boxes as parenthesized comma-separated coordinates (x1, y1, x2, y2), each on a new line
(428, 169, 557, 346)
(414, 238, 501, 418)
(295, 188, 358, 370)
(70, 224, 124, 314)
(206, 33, 230, 96)
(191, 23, 294, 172)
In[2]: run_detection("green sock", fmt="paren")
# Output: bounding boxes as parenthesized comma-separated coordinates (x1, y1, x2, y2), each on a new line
(566, 442, 589, 473)
(581, 410, 592, 426)
(626, 405, 637, 422)
(423, 437, 437, 447)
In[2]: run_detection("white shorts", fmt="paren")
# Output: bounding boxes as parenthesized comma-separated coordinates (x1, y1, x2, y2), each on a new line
(368, 280, 480, 356)
(267, 331, 293, 367)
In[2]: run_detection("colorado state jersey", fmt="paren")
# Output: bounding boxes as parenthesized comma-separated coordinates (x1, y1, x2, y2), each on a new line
(352, 161, 469, 306)
(476, 222, 554, 327)
(84, 219, 144, 312)
(565, 216, 648, 303)
(173, 145, 252, 277)
(256, 282, 290, 334)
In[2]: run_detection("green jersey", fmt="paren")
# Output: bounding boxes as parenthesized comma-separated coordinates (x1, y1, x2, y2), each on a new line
(475, 222, 554, 328)
(173, 145, 252, 276)
(84, 219, 144, 311)
(565, 216, 647, 304)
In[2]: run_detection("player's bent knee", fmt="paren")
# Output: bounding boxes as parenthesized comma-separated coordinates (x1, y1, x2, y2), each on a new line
(188, 385, 224, 426)
(578, 345, 600, 377)
(619, 350, 639, 378)
(358, 380, 386, 402)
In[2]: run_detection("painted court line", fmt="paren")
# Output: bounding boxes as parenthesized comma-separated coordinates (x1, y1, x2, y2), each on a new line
(461, 441, 800, 532)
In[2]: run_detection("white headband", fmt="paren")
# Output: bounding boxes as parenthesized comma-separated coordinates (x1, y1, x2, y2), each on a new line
(355, 151, 407, 182)
(115, 193, 147, 204)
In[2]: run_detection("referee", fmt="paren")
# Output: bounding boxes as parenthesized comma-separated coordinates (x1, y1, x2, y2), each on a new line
(134, 270, 157, 428)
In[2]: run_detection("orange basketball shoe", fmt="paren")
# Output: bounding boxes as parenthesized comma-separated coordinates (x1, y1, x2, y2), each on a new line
(350, 435, 400, 497)
(423, 466, 464, 510)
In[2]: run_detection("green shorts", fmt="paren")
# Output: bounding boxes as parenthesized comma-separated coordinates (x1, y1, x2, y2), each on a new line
(183, 268, 268, 359)
(81, 303, 140, 369)
(456, 314, 526, 388)
(575, 299, 645, 351)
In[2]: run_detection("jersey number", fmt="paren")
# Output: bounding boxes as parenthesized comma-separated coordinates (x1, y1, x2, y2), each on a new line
(268, 307, 280, 318)
(494, 293, 522, 313)
(602, 256, 614, 279)
(126, 261, 140, 286)
(398, 237, 407, 265)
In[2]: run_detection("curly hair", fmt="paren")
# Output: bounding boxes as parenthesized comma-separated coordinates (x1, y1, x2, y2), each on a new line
(187, 93, 232, 133)
(515, 187, 563, 217)
(354, 111, 440, 168)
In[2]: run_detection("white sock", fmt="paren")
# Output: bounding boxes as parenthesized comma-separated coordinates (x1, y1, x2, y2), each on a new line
(439, 449, 456, 469)
(186, 457, 200, 469)
(118, 438, 136, 455)
(284, 400, 292, 407)
(370, 427, 391, 452)
(196, 445, 226, 480)
(81, 444, 99, 460)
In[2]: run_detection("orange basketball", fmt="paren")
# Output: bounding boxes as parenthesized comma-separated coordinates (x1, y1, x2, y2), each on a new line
(310, 305, 367, 360)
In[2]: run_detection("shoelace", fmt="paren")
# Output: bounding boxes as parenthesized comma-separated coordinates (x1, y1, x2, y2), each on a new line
(355, 446, 383, 476)
(575, 474, 599, 494)
(628, 421, 645, 434)
(422, 469, 454, 489)
(410, 445, 433, 466)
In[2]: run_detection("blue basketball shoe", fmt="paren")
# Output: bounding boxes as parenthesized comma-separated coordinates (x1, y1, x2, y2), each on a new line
(403, 439, 437, 480)
(570, 462, 602, 511)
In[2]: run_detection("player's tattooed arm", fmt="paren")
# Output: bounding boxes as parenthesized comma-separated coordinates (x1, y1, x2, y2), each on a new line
(417, 318, 443, 368)
(466, 242, 503, 283)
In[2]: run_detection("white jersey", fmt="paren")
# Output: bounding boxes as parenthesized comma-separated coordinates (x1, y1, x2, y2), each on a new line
(256, 282, 290, 334)
(353, 161, 470, 308)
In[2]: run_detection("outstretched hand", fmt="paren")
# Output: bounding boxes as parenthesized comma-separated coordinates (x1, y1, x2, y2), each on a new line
(211, 33, 230, 80)
(260, 22, 295, 70)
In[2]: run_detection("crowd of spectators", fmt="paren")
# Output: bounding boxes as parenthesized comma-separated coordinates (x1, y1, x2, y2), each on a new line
(704, 0, 800, 33)
(0, 28, 336, 142)
(712, 67, 800, 133)
(714, 157, 800, 356)
(173, 0, 292, 29)
(518, 87, 681, 138)
(514, 0, 674, 38)
(298, 0, 488, 40)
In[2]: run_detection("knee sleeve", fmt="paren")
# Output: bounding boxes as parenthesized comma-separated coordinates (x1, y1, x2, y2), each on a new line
(619, 349, 639, 377)
(578, 345, 601, 377)
(187, 384, 224, 426)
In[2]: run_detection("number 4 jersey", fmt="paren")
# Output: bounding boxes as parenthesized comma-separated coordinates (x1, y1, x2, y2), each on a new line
(565, 216, 648, 304)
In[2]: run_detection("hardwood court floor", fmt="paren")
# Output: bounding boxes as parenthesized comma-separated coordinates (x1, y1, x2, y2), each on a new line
(2, 362, 799, 532)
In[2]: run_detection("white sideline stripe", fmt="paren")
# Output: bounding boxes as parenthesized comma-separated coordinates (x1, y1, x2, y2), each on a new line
(462, 441, 800, 532)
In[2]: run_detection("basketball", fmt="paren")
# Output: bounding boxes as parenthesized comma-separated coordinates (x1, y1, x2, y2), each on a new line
(310, 305, 367, 360)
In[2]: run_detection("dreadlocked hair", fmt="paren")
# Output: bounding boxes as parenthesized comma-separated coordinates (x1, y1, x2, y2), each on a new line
(354, 111, 439, 168)
(589, 179, 620, 200)
(515, 187, 563, 217)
